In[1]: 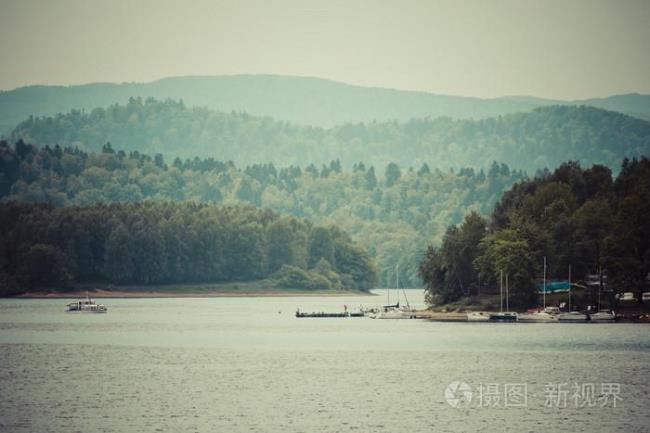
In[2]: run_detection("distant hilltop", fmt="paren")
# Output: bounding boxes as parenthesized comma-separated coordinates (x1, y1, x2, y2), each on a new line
(1, 74, 649, 134)
(9, 98, 650, 173)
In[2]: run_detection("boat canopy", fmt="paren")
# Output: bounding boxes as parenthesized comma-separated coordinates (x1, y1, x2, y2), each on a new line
(536, 280, 570, 293)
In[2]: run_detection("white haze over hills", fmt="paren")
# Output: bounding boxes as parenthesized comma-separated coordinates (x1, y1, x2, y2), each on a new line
(1, 75, 649, 135)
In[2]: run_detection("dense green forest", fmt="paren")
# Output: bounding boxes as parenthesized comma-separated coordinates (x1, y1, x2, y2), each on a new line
(0, 201, 376, 296)
(2, 75, 648, 134)
(419, 158, 650, 308)
(0, 140, 524, 287)
(9, 98, 650, 172)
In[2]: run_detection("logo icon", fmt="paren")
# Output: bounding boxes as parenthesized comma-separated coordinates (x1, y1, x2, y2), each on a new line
(445, 381, 473, 408)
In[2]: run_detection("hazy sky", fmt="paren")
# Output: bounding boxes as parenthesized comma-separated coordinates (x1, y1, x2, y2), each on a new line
(1, 0, 648, 99)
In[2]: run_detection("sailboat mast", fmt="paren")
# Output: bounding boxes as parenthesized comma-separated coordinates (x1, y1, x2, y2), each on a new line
(500, 269, 503, 313)
(398, 265, 411, 310)
(506, 273, 509, 312)
(396, 265, 400, 305)
(387, 273, 390, 306)
(598, 264, 602, 311)
(568, 264, 572, 312)
(543, 256, 547, 309)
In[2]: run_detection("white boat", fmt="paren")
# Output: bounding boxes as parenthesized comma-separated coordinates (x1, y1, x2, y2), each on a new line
(66, 293, 107, 313)
(488, 271, 517, 321)
(589, 310, 616, 322)
(489, 312, 518, 322)
(466, 311, 490, 321)
(371, 307, 414, 319)
(617, 292, 635, 302)
(520, 258, 560, 322)
(518, 311, 558, 322)
(370, 265, 415, 319)
(544, 306, 561, 315)
(558, 311, 587, 322)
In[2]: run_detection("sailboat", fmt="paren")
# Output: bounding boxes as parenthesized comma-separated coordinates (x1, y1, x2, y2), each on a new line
(489, 271, 518, 321)
(519, 257, 558, 322)
(587, 266, 615, 322)
(558, 263, 589, 322)
(370, 266, 416, 319)
(589, 309, 616, 322)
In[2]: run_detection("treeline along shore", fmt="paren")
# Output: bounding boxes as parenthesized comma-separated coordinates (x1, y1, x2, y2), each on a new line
(4, 97, 650, 288)
(1, 134, 649, 299)
(0, 201, 376, 296)
(419, 157, 650, 310)
(0, 138, 525, 287)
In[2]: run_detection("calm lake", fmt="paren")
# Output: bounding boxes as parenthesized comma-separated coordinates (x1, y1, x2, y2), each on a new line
(1, 290, 649, 433)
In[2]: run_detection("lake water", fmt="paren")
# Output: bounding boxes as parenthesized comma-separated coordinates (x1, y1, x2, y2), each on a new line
(1, 290, 649, 433)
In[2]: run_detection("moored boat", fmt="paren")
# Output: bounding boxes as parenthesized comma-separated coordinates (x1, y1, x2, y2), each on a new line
(589, 310, 616, 322)
(489, 312, 518, 322)
(488, 270, 517, 321)
(466, 311, 490, 321)
(558, 311, 588, 322)
(518, 311, 558, 322)
(65, 293, 107, 313)
(370, 265, 416, 319)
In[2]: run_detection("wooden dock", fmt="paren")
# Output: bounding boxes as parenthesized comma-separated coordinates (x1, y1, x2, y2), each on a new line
(295, 311, 365, 318)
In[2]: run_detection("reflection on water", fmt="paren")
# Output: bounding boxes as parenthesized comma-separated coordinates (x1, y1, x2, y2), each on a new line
(1, 290, 649, 432)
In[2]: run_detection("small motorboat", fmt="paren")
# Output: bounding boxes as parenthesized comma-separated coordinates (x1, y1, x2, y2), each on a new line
(66, 294, 107, 313)
(589, 310, 616, 322)
(518, 311, 558, 322)
(466, 311, 490, 322)
(558, 311, 588, 322)
(518, 307, 559, 322)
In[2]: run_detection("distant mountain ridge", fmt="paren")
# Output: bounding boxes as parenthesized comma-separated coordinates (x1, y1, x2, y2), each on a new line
(9, 98, 650, 173)
(1, 74, 649, 134)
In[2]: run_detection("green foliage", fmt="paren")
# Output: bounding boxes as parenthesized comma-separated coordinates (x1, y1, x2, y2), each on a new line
(0, 140, 524, 287)
(17, 243, 74, 289)
(266, 217, 308, 272)
(492, 161, 621, 279)
(384, 162, 401, 187)
(421, 157, 650, 308)
(418, 212, 488, 304)
(474, 229, 537, 307)
(0, 201, 375, 293)
(308, 227, 335, 268)
(604, 158, 650, 292)
(271, 265, 332, 291)
(418, 246, 447, 305)
(10, 98, 650, 173)
(311, 258, 343, 289)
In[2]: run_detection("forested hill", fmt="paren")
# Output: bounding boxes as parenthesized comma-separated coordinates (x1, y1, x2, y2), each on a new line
(1, 75, 649, 134)
(0, 140, 525, 287)
(9, 98, 650, 173)
(0, 201, 377, 296)
(419, 157, 650, 308)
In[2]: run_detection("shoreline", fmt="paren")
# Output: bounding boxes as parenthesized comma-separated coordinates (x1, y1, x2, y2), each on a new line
(13, 288, 376, 299)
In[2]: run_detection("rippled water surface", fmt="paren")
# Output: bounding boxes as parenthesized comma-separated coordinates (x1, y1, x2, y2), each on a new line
(1, 290, 649, 433)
